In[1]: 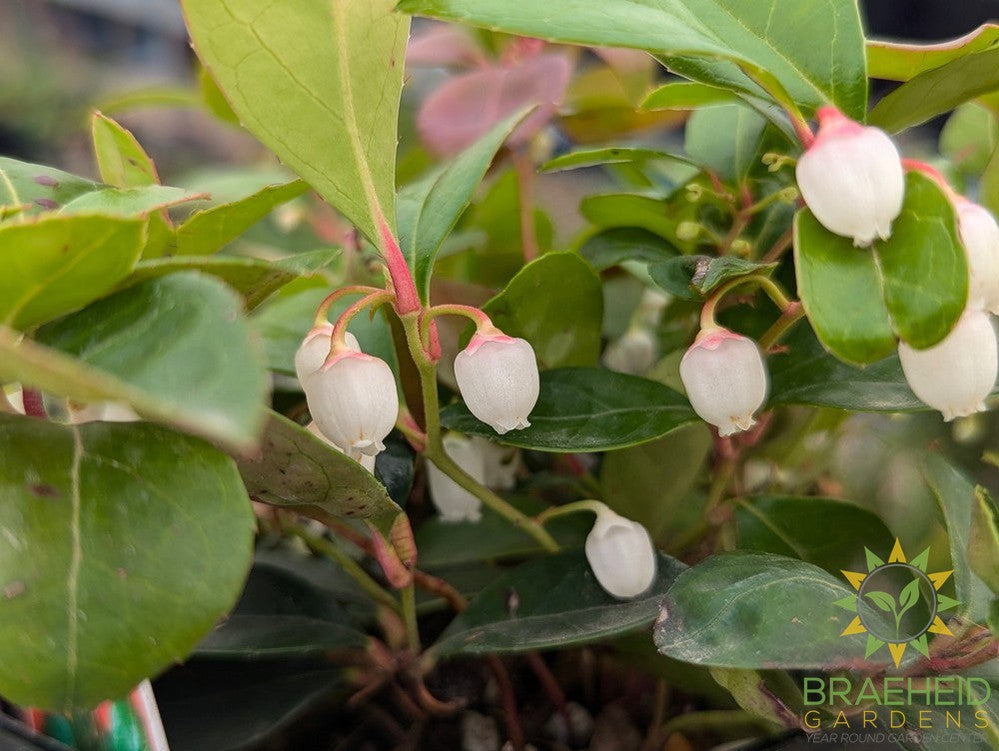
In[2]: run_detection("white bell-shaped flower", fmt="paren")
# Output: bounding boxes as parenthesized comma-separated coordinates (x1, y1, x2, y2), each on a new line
(453, 332, 539, 434)
(307, 421, 376, 473)
(796, 106, 905, 246)
(957, 200, 999, 314)
(303, 351, 398, 457)
(473, 437, 520, 491)
(426, 434, 485, 522)
(898, 309, 997, 421)
(602, 327, 657, 375)
(294, 325, 360, 384)
(585, 507, 657, 599)
(679, 328, 769, 437)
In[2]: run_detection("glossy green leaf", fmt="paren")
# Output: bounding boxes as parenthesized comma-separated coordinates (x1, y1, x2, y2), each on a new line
(869, 48, 999, 132)
(867, 24, 999, 81)
(601, 424, 712, 542)
(970, 488, 999, 595)
(919, 453, 993, 621)
(397, 0, 868, 119)
(431, 550, 686, 656)
(415, 498, 589, 569)
(14, 273, 269, 450)
(874, 172, 967, 349)
(399, 110, 528, 302)
(127, 249, 338, 310)
(578, 227, 678, 271)
(0, 157, 99, 216)
(642, 81, 739, 110)
(793, 209, 896, 365)
(479, 252, 603, 369)
(196, 615, 366, 660)
(0, 214, 145, 330)
(61, 185, 203, 216)
(733, 496, 895, 576)
(181, 0, 407, 243)
(649, 255, 777, 301)
(541, 146, 694, 172)
(236, 411, 401, 525)
(0, 414, 255, 710)
(173, 179, 309, 256)
(580, 193, 675, 238)
(654, 552, 889, 669)
(684, 103, 767, 181)
(767, 323, 931, 412)
(91, 112, 159, 188)
(440, 367, 697, 452)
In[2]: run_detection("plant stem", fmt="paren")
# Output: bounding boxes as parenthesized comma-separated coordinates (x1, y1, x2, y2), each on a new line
(329, 290, 393, 354)
(313, 285, 384, 327)
(289, 525, 400, 613)
(512, 146, 538, 263)
(422, 303, 496, 332)
(534, 499, 606, 526)
(760, 227, 794, 263)
(699, 274, 795, 331)
(759, 302, 805, 351)
(400, 584, 421, 652)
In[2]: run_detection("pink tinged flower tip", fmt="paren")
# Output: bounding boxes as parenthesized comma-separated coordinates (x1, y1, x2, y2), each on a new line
(453, 333, 540, 435)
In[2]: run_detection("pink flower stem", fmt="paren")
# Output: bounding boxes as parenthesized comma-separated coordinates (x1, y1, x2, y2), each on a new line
(699, 275, 796, 332)
(327, 290, 393, 362)
(376, 213, 421, 315)
(421, 304, 498, 341)
(313, 285, 385, 328)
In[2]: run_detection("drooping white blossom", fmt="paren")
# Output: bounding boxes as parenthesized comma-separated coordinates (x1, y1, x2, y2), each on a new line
(584, 507, 657, 599)
(426, 434, 485, 522)
(303, 351, 398, 457)
(796, 106, 905, 246)
(473, 437, 520, 491)
(679, 328, 769, 437)
(307, 421, 376, 473)
(956, 200, 999, 314)
(898, 310, 997, 421)
(294, 325, 360, 384)
(453, 333, 539, 435)
(602, 327, 657, 375)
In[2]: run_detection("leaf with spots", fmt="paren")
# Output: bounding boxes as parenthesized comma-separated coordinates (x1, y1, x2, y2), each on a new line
(0, 414, 255, 711)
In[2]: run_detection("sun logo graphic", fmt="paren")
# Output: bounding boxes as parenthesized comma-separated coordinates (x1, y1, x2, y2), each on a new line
(834, 539, 959, 668)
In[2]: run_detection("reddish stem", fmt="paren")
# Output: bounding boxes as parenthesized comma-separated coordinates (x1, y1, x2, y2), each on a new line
(377, 215, 421, 315)
(21, 388, 45, 418)
(487, 656, 525, 751)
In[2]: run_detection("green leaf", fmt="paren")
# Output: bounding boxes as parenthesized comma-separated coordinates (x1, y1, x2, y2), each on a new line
(654, 552, 890, 669)
(14, 273, 269, 451)
(61, 185, 204, 216)
(541, 146, 695, 172)
(236, 411, 401, 526)
(867, 24, 999, 81)
(0, 214, 145, 330)
(174, 179, 309, 256)
(440, 367, 697, 452)
(91, 112, 160, 188)
(649, 255, 777, 301)
(733, 496, 896, 577)
(479, 252, 603, 369)
(642, 82, 739, 110)
(399, 110, 529, 303)
(919, 453, 993, 621)
(793, 209, 896, 365)
(684, 103, 768, 181)
(578, 227, 678, 271)
(196, 615, 367, 659)
(970, 487, 999, 595)
(897, 578, 920, 614)
(127, 250, 338, 310)
(181, 0, 408, 243)
(940, 103, 998, 176)
(0, 414, 255, 710)
(431, 550, 686, 656)
(397, 0, 868, 119)
(767, 323, 955, 412)
(580, 193, 675, 238)
(415, 497, 589, 569)
(868, 47, 999, 132)
(874, 172, 967, 349)
(601, 424, 713, 542)
(0, 156, 99, 216)
(863, 590, 897, 613)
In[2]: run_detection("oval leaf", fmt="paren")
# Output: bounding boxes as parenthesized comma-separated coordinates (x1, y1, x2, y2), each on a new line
(579, 228, 678, 271)
(0, 414, 255, 710)
(431, 550, 686, 656)
(649, 255, 777, 301)
(440, 367, 697, 452)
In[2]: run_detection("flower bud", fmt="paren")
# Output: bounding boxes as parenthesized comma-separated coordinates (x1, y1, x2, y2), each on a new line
(795, 106, 905, 246)
(294, 325, 360, 384)
(679, 328, 768, 437)
(307, 421, 376, 473)
(426, 434, 485, 522)
(453, 332, 540, 435)
(898, 309, 997, 421)
(585, 507, 657, 599)
(956, 200, 999, 314)
(303, 351, 398, 457)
